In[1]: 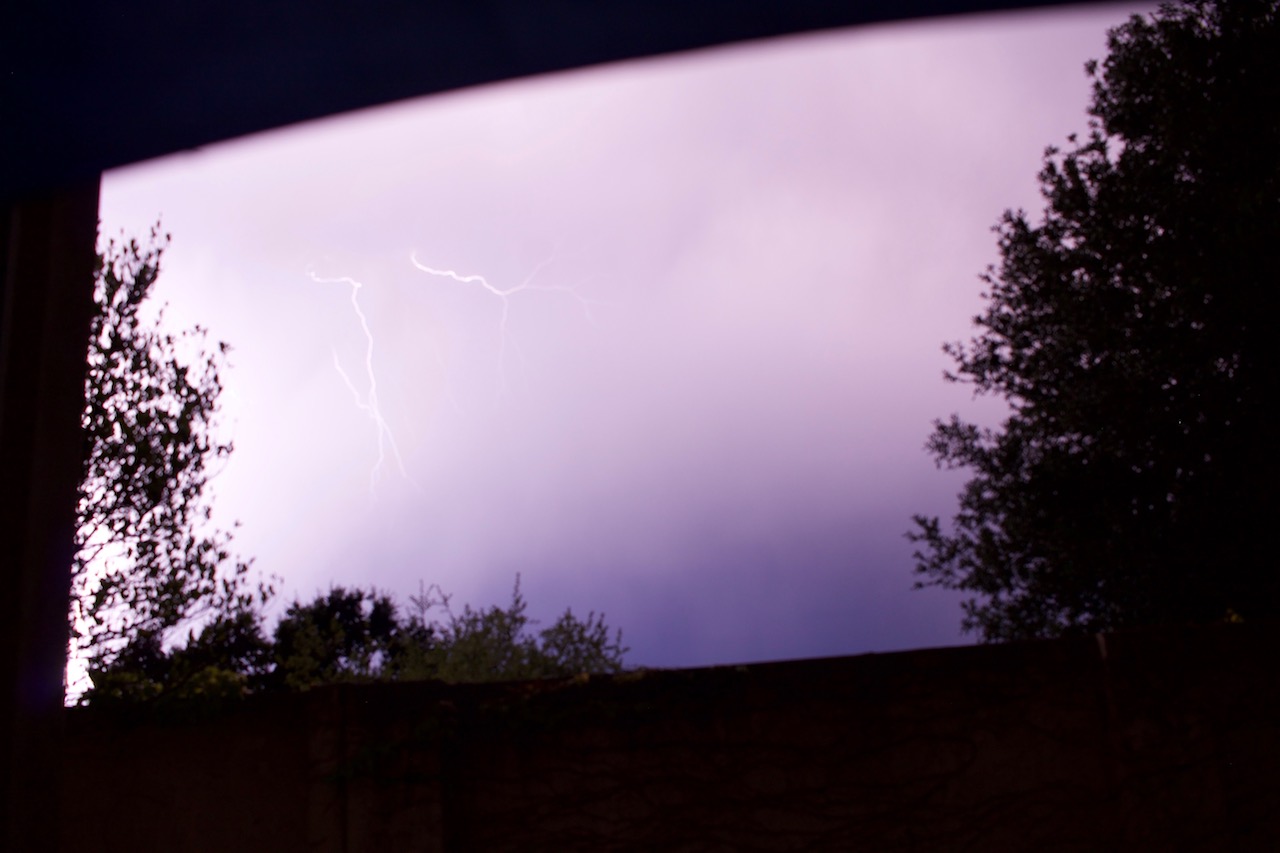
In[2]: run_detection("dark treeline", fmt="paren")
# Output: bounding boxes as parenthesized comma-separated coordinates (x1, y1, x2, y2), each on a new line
(85, 578, 628, 707)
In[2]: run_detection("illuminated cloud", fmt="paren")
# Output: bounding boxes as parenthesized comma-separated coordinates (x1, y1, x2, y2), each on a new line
(98, 5, 1153, 667)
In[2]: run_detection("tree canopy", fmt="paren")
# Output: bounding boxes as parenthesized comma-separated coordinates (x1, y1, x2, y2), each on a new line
(86, 578, 630, 706)
(910, 0, 1280, 641)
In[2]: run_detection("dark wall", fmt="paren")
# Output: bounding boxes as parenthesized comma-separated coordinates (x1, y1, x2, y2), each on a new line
(62, 621, 1280, 851)
(63, 693, 312, 851)
(1, 187, 101, 851)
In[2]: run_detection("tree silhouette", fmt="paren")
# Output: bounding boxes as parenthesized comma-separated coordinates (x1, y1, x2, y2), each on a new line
(85, 578, 629, 706)
(73, 225, 267, 690)
(911, 0, 1280, 640)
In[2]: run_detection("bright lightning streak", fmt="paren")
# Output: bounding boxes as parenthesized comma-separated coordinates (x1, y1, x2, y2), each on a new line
(311, 252, 598, 490)
(309, 270, 417, 497)
(409, 250, 600, 400)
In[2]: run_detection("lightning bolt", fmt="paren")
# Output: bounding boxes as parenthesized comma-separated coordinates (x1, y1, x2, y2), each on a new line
(409, 250, 600, 400)
(309, 270, 417, 497)
(310, 252, 600, 494)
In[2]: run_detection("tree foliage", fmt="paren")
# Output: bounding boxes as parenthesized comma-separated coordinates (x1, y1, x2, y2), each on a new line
(73, 226, 266, 682)
(269, 587, 403, 691)
(414, 577, 629, 684)
(85, 578, 630, 706)
(910, 1, 1280, 641)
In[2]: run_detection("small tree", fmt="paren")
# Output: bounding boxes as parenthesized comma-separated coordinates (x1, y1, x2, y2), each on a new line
(73, 225, 267, 691)
(408, 577, 629, 683)
(910, 1, 1280, 640)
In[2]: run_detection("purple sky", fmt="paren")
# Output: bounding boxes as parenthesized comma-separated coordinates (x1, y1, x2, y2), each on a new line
(95, 4, 1152, 673)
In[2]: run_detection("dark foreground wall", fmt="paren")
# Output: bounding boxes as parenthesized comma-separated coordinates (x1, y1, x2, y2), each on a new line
(62, 622, 1280, 851)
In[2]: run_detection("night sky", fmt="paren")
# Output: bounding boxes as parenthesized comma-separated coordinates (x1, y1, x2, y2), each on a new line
(92, 3, 1153, 680)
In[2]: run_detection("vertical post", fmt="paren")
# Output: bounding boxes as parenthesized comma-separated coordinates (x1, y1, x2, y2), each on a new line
(0, 183, 101, 851)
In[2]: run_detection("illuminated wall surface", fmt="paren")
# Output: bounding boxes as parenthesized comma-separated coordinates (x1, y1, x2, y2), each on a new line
(63, 622, 1280, 851)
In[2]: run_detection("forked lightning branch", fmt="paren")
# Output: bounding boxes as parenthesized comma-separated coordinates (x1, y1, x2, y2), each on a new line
(310, 252, 599, 496)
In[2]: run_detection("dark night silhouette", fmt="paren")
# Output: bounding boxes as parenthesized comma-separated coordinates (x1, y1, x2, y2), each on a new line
(4, 1, 1279, 849)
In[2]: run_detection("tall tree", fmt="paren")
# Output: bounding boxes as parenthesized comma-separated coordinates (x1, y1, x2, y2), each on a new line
(73, 226, 266, 685)
(910, 1, 1280, 641)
